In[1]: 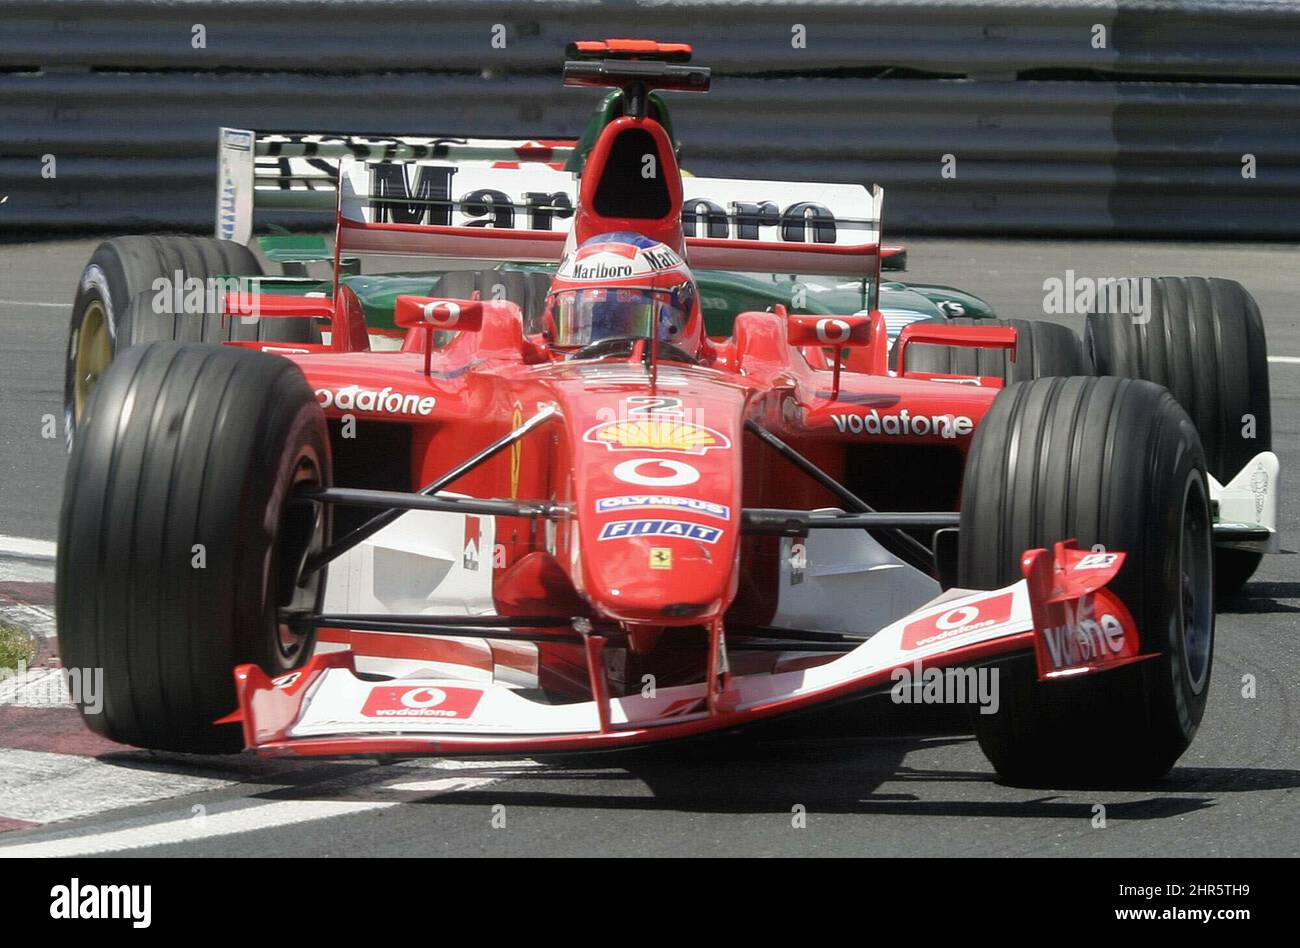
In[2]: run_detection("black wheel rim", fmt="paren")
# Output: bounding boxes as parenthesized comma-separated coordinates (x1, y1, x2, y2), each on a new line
(275, 452, 328, 665)
(1179, 474, 1214, 692)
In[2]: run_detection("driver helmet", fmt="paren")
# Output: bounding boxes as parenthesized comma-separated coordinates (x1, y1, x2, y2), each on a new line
(543, 232, 701, 353)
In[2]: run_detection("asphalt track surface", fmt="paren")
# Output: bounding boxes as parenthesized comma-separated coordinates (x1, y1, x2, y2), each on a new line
(0, 236, 1296, 857)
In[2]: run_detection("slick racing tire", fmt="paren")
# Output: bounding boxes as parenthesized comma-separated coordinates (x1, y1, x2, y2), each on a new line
(1084, 276, 1271, 595)
(960, 376, 1213, 785)
(65, 235, 320, 445)
(898, 317, 1088, 381)
(57, 343, 331, 753)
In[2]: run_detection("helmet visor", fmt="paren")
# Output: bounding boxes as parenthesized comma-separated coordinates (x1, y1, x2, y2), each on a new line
(550, 287, 691, 348)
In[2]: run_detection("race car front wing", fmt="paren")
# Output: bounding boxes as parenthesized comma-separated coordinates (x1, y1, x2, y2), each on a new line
(223, 540, 1153, 758)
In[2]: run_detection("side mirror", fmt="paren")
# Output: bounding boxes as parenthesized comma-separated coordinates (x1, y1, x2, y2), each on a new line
(394, 296, 484, 332)
(787, 314, 872, 348)
(788, 313, 879, 399)
(880, 245, 908, 272)
(894, 323, 1016, 378)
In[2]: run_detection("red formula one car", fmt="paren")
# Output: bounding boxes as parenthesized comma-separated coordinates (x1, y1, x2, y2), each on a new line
(57, 40, 1272, 784)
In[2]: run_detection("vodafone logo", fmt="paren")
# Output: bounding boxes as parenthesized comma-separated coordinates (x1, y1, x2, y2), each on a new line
(420, 300, 462, 327)
(402, 687, 448, 708)
(936, 605, 980, 630)
(901, 593, 1014, 650)
(815, 318, 853, 344)
(1039, 593, 1133, 672)
(789, 313, 870, 347)
(316, 385, 436, 416)
(361, 685, 483, 719)
(612, 458, 700, 487)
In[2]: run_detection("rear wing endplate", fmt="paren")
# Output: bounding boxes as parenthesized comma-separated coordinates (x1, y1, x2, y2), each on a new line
(217, 127, 578, 244)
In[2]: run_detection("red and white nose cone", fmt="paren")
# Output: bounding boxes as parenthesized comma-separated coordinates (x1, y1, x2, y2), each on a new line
(564, 386, 744, 625)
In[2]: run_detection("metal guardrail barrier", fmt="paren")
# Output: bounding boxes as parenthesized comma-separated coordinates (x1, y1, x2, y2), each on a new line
(3, 0, 1299, 236)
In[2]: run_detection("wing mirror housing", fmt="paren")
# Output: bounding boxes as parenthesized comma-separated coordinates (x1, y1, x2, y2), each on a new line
(394, 296, 484, 332)
(786, 314, 872, 348)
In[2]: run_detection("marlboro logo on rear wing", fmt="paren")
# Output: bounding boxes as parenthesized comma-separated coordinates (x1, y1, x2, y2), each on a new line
(216, 127, 578, 244)
(333, 158, 884, 276)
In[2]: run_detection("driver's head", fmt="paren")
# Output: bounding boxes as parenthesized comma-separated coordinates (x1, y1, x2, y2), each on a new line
(543, 233, 701, 354)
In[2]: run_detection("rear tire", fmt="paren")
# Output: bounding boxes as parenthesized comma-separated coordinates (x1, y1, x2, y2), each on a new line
(1085, 276, 1271, 594)
(65, 235, 320, 446)
(900, 317, 1088, 381)
(960, 376, 1213, 785)
(57, 342, 331, 753)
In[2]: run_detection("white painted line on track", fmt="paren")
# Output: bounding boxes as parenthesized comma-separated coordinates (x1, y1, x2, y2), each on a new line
(0, 799, 394, 857)
(1268, 355, 1300, 365)
(0, 558, 54, 586)
(0, 535, 56, 562)
(0, 771, 501, 857)
(420, 758, 543, 772)
(0, 299, 70, 308)
(0, 748, 233, 825)
(381, 775, 498, 794)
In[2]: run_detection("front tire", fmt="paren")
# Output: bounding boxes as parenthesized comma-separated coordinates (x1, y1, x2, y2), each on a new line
(960, 376, 1213, 785)
(57, 342, 331, 753)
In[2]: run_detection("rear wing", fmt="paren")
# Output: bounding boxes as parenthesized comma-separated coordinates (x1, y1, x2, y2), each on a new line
(335, 157, 884, 277)
(216, 127, 578, 244)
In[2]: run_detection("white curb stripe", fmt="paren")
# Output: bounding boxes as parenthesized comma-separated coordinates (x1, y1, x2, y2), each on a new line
(0, 558, 55, 586)
(0, 535, 56, 562)
(0, 773, 499, 857)
(0, 748, 233, 825)
(0, 667, 72, 708)
(0, 799, 395, 857)
(0, 602, 56, 640)
(1268, 355, 1300, 365)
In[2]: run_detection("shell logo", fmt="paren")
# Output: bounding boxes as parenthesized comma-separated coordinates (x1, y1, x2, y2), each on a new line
(583, 419, 731, 455)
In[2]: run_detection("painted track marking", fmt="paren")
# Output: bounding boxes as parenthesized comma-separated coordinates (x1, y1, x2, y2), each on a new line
(0, 748, 233, 825)
(0, 600, 55, 640)
(0, 535, 56, 562)
(0, 771, 501, 857)
(0, 800, 394, 857)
